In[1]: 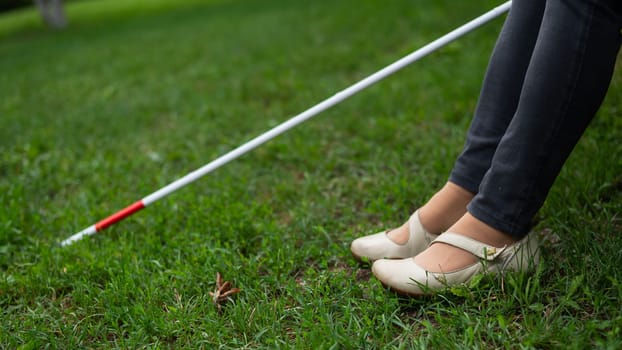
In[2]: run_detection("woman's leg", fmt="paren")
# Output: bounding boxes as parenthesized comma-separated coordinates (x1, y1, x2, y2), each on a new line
(448, 0, 546, 195)
(417, 0, 622, 272)
(388, 0, 546, 244)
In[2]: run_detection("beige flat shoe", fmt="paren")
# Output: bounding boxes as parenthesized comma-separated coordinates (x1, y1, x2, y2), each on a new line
(350, 210, 438, 262)
(371, 231, 540, 296)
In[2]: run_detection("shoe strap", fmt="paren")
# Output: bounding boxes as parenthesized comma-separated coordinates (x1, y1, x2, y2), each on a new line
(431, 232, 507, 261)
(408, 210, 429, 236)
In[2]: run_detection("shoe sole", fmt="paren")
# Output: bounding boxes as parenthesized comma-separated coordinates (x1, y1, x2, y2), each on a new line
(377, 279, 429, 297)
(351, 250, 374, 264)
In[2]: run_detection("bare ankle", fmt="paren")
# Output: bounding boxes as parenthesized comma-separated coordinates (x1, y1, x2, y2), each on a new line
(448, 213, 516, 247)
(418, 182, 475, 234)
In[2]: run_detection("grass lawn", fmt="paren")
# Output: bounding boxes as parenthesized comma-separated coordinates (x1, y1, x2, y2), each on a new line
(1, 0, 621, 348)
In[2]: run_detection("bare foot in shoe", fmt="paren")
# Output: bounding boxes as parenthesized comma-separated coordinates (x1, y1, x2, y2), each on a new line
(414, 212, 517, 273)
(385, 220, 410, 244)
(386, 182, 474, 245)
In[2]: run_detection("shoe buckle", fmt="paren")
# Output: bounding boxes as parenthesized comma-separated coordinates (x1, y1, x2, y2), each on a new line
(482, 246, 506, 260)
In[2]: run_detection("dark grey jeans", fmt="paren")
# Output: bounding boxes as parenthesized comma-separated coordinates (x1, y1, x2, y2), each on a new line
(449, 0, 622, 239)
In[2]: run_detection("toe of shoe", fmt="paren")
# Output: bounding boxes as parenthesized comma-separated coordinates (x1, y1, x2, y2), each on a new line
(350, 236, 376, 261)
(350, 232, 396, 261)
(371, 258, 431, 296)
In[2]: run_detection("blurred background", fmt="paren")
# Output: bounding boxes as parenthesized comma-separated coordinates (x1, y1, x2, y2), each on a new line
(2, 0, 67, 28)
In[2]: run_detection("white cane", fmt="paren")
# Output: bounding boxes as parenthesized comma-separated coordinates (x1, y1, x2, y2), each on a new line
(61, 1, 512, 246)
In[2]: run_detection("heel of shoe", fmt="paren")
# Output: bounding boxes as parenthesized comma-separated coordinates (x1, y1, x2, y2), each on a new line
(502, 232, 541, 272)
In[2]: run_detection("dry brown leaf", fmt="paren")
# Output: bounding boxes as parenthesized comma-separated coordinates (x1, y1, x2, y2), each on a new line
(209, 272, 241, 310)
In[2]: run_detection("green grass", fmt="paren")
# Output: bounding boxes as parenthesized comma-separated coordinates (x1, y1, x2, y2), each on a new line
(1, 0, 621, 348)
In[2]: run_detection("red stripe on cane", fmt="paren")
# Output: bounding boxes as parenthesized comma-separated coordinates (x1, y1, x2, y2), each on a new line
(95, 201, 146, 231)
